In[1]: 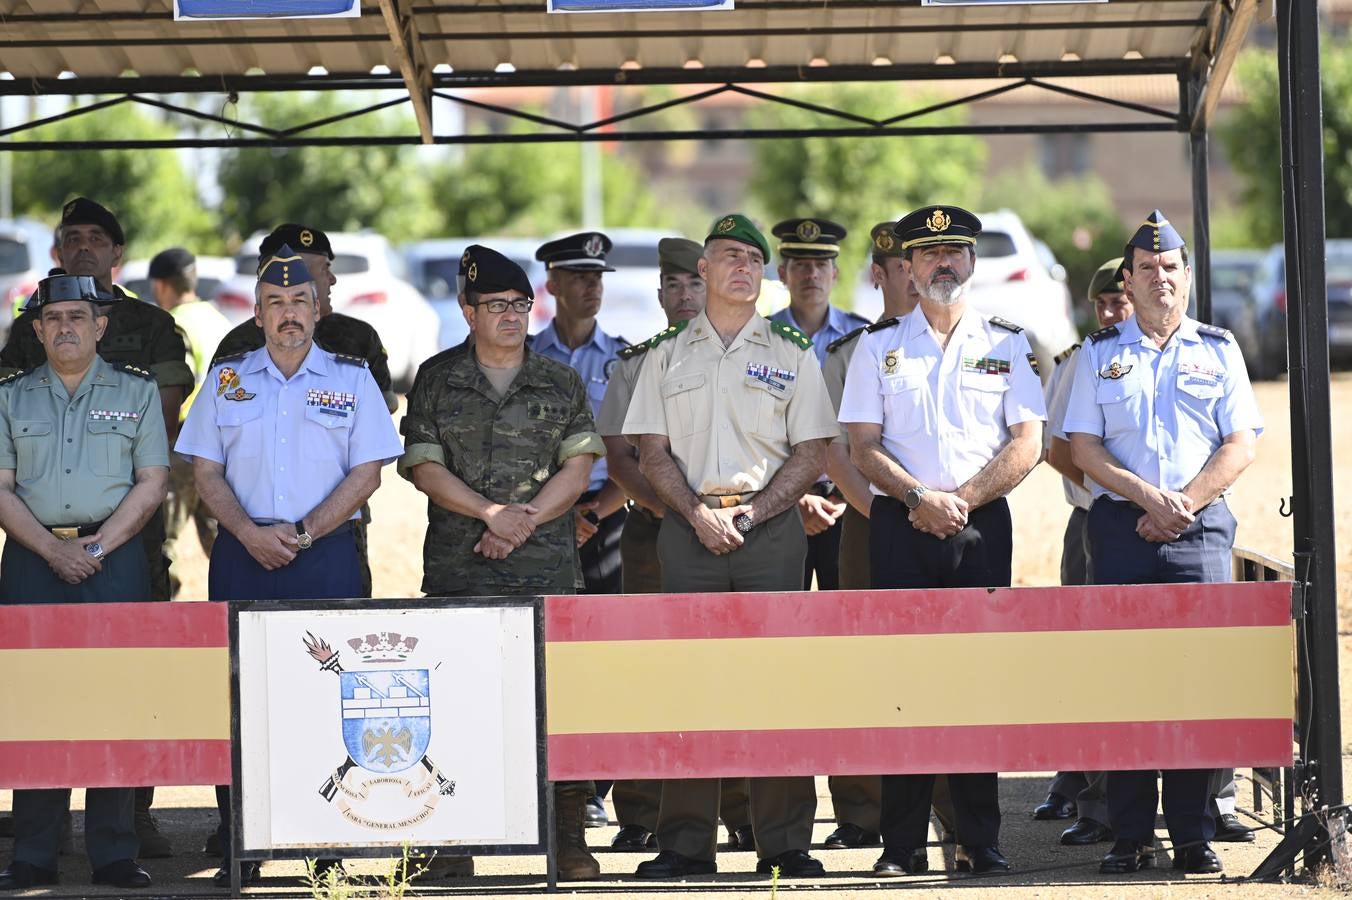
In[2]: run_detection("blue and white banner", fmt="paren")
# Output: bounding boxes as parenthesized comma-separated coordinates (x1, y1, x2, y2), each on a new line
(550, 0, 732, 12)
(174, 0, 359, 20)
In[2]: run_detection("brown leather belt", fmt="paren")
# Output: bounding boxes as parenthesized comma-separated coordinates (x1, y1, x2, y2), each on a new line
(49, 521, 103, 540)
(699, 492, 756, 509)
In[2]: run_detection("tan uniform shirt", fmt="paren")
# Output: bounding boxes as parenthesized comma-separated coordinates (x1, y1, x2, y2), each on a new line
(821, 333, 860, 446)
(596, 352, 644, 437)
(622, 310, 837, 495)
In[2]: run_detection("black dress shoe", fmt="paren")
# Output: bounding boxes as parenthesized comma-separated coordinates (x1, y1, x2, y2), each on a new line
(213, 861, 262, 888)
(756, 848, 825, 877)
(1213, 813, 1256, 842)
(1060, 817, 1114, 845)
(92, 859, 152, 889)
(203, 830, 223, 857)
(964, 846, 1010, 874)
(823, 822, 881, 849)
(635, 850, 716, 878)
(871, 848, 927, 876)
(1099, 839, 1158, 874)
(0, 861, 58, 890)
(584, 797, 608, 828)
(1032, 792, 1076, 820)
(612, 824, 655, 850)
(726, 824, 756, 851)
(1173, 843, 1223, 873)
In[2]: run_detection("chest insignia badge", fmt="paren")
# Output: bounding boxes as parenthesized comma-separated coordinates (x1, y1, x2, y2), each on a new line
(1100, 360, 1133, 380)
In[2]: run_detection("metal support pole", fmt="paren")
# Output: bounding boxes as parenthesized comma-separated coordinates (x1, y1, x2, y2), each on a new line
(1190, 129, 1212, 323)
(1276, 0, 1343, 867)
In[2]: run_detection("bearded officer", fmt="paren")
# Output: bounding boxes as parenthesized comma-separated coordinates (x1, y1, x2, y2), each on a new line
(176, 245, 403, 887)
(623, 214, 837, 880)
(1032, 257, 1134, 845)
(769, 218, 866, 592)
(0, 271, 168, 892)
(840, 206, 1045, 877)
(400, 244, 603, 881)
(1064, 211, 1262, 876)
(595, 236, 754, 854)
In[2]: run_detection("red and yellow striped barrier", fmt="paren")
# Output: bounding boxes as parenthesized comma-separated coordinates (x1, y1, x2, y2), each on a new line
(543, 583, 1294, 780)
(0, 582, 1293, 788)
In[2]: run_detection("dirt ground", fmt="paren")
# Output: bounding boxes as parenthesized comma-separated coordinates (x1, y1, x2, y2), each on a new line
(2, 377, 1349, 897)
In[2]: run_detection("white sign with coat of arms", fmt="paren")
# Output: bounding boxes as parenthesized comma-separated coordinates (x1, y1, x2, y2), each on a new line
(235, 605, 541, 851)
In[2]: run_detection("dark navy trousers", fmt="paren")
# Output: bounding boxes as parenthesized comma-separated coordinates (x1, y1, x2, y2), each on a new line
(1088, 496, 1236, 846)
(210, 522, 362, 855)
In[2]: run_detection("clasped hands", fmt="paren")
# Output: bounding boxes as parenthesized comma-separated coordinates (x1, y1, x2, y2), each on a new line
(474, 502, 541, 560)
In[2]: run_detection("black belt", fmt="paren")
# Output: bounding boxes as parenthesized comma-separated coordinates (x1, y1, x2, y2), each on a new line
(1099, 497, 1146, 513)
(48, 521, 103, 540)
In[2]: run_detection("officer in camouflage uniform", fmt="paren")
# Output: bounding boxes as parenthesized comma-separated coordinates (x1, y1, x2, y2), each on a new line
(399, 245, 603, 882)
(0, 198, 190, 860)
(209, 224, 396, 600)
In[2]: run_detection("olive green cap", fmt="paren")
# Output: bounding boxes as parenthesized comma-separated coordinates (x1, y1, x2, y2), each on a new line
(705, 213, 769, 262)
(1087, 256, 1126, 301)
(869, 221, 904, 259)
(658, 237, 704, 276)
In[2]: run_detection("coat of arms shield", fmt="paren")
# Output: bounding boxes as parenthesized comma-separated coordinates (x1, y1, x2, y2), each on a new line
(340, 670, 431, 775)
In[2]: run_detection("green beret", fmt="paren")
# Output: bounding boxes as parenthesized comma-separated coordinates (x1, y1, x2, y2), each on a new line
(658, 237, 703, 276)
(705, 213, 769, 262)
(1087, 256, 1126, 301)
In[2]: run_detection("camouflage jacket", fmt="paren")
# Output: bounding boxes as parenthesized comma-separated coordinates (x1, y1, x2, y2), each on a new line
(0, 288, 193, 390)
(211, 312, 397, 412)
(399, 344, 603, 596)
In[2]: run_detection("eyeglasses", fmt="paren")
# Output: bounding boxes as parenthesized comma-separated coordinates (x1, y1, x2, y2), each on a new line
(476, 298, 534, 314)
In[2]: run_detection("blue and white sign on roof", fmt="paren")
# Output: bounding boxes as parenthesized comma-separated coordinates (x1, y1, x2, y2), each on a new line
(550, 0, 732, 12)
(174, 0, 359, 20)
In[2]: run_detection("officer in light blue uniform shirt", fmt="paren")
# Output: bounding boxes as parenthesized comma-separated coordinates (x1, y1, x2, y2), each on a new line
(1063, 210, 1263, 877)
(533, 231, 630, 599)
(174, 244, 403, 888)
(769, 218, 867, 592)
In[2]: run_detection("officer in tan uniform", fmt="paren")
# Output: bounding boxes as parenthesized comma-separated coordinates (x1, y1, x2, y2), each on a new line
(595, 237, 753, 853)
(623, 214, 838, 879)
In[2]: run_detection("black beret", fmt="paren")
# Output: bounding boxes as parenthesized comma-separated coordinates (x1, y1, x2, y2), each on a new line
(258, 223, 333, 270)
(464, 244, 534, 299)
(60, 197, 124, 246)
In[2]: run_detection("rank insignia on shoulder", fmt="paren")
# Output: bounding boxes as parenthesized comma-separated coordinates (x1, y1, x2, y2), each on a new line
(827, 325, 866, 353)
(0, 369, 29, 386)
(990, 316, 1023, 334)
(211, 351, 247, 367)
(1054, 343, 1081, 366)
(1026, 352, 1040, 377)
(770, 319, 813, 350)
(866, 316, 900, 333)
(617, 342, 649, 361)
(649, 319, 689, 348)
(1100, 360, 1133, 380)
(1197, 323, 1234, 342)
(334, 353, 369, 367)
(1088, 324, 1120, 344)
(118, 363, 154, 380)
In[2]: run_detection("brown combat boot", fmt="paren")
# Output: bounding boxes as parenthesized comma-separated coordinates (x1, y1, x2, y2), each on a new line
(555, 782, 601, 881)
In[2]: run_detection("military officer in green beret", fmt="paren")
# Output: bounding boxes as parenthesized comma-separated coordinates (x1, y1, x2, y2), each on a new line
(0, 271, 168, 892)
(623, 214, 838, 880)
(595, 236, 754, 855)
(209, 223, 397, 603)
(0, 197, 191, 858)
(400, 244, 603, 881)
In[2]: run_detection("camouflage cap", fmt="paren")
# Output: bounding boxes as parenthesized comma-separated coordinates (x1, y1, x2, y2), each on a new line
(1087, 256, 1126, 301)
(657, 237, 703, 276)
(705, 213, 769, 262)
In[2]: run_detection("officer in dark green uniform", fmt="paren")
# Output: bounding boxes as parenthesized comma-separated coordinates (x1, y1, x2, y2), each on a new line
(208, 224, 396, 601)
(400, 245, 603, 881)
(0, 271, 168, 892)
(0, 198, 190, 859)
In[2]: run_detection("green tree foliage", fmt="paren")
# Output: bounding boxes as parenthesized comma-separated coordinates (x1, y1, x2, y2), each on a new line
(981, 165, 1126, 313)
(746, 83, 987, 305)
(1219, 44, 1352, 247)
(215, 93, 441, 245)
(10, 101, 217, 257)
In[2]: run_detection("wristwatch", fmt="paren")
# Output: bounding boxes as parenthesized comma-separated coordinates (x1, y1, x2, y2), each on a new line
(85, 542, 104, 559)
(295, 521, 314, 550)
(903, 485, 928, 510)
(733, 511, 755, 534)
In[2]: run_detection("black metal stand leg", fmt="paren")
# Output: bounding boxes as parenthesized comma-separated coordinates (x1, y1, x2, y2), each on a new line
(546, 781, 558, 893)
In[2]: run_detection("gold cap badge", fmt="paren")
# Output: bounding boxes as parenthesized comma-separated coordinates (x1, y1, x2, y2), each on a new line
(874, 232, 895, 252)
(796, 220, 821, 242)
(717, 217, 737, 234)
(299, 228, 314, 248)
(926, 209, 951, 233)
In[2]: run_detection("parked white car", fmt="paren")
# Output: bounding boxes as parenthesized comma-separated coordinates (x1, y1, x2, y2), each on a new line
(850, 210, 1078, 377)
(214, 231, 441, 390)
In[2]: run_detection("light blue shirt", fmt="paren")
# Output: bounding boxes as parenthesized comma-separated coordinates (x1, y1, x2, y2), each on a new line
(175, 342, 403, 522)
(770, 304, 870, 367)
(531, 320, 628, 493)
(1062, 314, 1263, 501)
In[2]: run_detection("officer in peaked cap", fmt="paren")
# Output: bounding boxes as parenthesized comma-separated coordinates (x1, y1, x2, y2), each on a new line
(840, 204, 1046, 878)
(0, 270, 168, 892)
(1063, 210, 1263, 875)
(768, 217, 867, 596)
